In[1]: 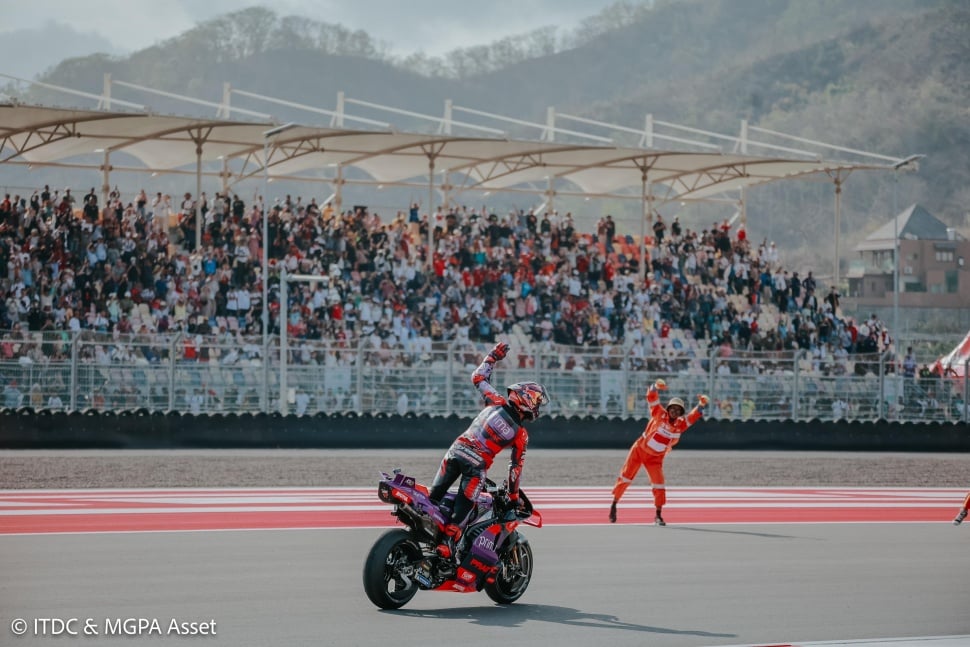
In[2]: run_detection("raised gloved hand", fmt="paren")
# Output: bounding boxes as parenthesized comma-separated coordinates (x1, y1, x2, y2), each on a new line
(487, 341, 510, 363)
(654, 378, 667, 391)
(698, 394, 710, 408)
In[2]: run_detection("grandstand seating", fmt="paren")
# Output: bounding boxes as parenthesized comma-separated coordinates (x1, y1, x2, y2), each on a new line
(0, 183, 928, 419)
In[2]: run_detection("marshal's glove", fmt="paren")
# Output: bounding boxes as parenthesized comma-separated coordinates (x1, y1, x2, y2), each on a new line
(654, 378, 667, 391)
(486, 342, 510, 363)
(698, 394, 710, 409)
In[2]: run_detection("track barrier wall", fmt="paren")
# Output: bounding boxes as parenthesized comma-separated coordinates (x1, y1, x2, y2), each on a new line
(1, 411, 968, 451)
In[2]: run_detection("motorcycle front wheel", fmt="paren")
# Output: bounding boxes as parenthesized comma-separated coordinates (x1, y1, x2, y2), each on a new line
(362, 529, 422, 609)
(484, 538, 534, 605)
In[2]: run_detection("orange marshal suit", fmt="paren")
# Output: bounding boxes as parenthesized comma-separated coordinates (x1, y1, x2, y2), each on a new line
(611, 385, 703, 509)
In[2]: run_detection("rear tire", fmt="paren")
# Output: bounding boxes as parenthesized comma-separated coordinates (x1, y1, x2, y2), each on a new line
(484, 538, 534, 605)
(362, 529, 422, 609)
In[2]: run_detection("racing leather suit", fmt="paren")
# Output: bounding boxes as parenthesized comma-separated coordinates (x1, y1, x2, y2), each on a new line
(611, 383, 703, 510)
(429, 353, 527, 530)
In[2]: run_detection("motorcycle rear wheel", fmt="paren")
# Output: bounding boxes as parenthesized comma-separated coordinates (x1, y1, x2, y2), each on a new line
(362, 529, 422, 609)
(484, 538, 534, 605)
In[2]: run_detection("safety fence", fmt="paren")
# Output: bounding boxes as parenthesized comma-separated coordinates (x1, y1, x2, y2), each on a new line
(0, 329, 967, 422)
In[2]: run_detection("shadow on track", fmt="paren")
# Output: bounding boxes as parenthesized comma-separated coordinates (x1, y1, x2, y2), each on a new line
(668, 525, 799, 539)
(388, 604, 736, 638)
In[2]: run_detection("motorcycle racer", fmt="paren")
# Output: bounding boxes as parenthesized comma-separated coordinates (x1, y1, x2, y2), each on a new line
(609, 379, 708, 525)
(428, 341, 549, 561)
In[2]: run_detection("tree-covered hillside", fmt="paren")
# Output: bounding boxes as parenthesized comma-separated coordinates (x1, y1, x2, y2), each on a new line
(7, 0, 969, 272)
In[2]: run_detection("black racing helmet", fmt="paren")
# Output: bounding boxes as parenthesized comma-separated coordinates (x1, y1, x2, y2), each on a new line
(506, 382, 550, 421)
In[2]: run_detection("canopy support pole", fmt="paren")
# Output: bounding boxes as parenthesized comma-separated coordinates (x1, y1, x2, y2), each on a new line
(100, 150, 111, 212)
(834, 175, 842, 289)
(825, 168, 852, 291)
(442, 171, 451, 213)
(640, 171, 649, 284)
(333, 164, 343, 213)
(646, 191, 655, 285)
(195, 144, 203, 252)
(546, 177, 555, 217)
(428, 157, 436, 271)
(740, 187, 747, 230)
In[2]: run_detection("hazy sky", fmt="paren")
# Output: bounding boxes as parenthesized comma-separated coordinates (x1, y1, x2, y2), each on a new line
(1, 0, 620, 57)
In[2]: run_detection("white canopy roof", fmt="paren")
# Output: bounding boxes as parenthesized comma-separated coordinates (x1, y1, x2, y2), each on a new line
(0, 103, 891, 202)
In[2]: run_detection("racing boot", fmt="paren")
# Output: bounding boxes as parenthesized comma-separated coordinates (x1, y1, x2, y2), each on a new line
(609, 500, 617, 523)
(654, 508, 666, 526)
(436, 523, 462, 561)
(955, 508, 967, 526)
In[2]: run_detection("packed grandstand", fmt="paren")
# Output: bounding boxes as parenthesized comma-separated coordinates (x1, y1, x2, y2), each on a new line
(0, 184, 964, 422)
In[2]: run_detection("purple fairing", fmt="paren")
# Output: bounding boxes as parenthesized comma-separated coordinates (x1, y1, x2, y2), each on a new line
(467, 528, 499, 565)
(381, 471, 495, 527)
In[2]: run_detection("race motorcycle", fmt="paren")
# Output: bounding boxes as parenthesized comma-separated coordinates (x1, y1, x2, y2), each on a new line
(362, 468, 542, 610)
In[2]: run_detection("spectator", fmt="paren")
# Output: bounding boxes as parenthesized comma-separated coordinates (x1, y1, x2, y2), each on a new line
(395, 391, 409, 416)
(740, 394, 756, 420)
(48, 393, 64, 411)
(832, 397, 849, 420)
(903, 347, 917, 378)
(3, 381, 23, 408)
(294, 388, 310, 416)
(825, 287, 840, 314)
(652, 214, 666, 245)
(0, 179, 901, 419)
(188, 388, 204, 415)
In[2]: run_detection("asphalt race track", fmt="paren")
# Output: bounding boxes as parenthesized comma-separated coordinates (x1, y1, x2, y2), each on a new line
(3, 523, 968, 647)
(1, 450, 969, 647)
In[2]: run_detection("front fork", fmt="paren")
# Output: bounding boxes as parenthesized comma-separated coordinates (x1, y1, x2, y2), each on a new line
(501, 533, 525, 574)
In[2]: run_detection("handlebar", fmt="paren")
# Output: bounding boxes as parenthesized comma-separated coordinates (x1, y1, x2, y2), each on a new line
(482, 478, 535, 520)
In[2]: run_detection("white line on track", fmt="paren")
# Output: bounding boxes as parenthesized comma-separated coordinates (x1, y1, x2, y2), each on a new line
(714, 635, 970, 647)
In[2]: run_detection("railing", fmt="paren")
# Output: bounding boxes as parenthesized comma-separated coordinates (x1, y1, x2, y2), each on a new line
(0, 330, 966, 422)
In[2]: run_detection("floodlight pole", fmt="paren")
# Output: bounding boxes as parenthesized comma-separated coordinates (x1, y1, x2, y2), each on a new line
(278, 270, 332, 415)
(964, 356, 970, 423)
(891, 154, 925, 350)
(893, 169, 899, 353)
(262, 123, 298, 411)
(280, 266, 289, 415)
(262, 136, 270, 350)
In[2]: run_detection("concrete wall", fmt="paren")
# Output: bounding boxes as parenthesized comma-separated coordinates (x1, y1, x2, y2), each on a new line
(1, 411, 968, 452)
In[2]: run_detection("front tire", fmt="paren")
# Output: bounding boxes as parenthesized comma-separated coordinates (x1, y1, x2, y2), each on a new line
(484, 538, 534, 604)
(362, 529, 422, 609)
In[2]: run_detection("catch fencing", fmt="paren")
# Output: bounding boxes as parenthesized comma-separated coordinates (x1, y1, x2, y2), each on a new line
(0, 329, 967, 423)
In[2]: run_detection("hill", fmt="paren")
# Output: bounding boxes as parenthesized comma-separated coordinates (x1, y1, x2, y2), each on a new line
(7, 0, 969, 273)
